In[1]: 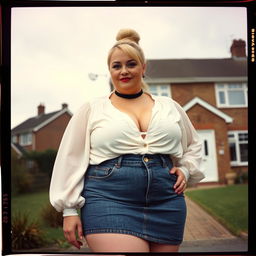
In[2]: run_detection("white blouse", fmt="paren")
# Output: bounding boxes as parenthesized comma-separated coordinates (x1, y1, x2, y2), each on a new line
(49, 92, 205, 216)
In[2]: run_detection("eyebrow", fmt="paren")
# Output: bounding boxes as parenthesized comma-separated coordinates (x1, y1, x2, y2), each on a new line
(111, 59, 136, 64)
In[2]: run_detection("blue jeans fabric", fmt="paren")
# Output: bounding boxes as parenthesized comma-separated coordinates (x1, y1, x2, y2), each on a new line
(81, 154, 187, 245)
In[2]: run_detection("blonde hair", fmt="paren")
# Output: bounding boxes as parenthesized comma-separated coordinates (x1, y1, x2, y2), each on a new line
(107, 28, 149, 91)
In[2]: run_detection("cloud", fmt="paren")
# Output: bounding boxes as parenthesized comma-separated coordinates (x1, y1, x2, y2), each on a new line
(11, 6, 247, 128)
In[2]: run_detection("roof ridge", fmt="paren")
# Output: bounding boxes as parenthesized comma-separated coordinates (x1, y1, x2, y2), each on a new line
(32, 109, 61, 119)
(147, 58, 245, 61)
(11, 108, 68, 133)
(145, 58, 247, 80)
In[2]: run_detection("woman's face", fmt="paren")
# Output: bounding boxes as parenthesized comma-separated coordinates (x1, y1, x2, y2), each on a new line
(109, 48, 145, 93)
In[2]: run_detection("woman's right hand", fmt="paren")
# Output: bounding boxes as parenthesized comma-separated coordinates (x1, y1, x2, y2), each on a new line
(63, 215, 84, 249)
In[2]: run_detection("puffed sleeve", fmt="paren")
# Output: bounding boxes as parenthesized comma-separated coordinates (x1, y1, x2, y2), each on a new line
(49, 102, 91, 214)
(172, 100, 205, 185)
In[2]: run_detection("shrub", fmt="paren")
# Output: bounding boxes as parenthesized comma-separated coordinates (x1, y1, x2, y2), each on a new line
(11, 151, 34, 195)
(12, 212, 47, 250)
(235, 171, 248, 184)
(241, 172, 248, 183)
(40, 203, 63, 228)
(25, 149, 57, 178)
(11, 168, 34, 195)
(52, 238, 70, 249)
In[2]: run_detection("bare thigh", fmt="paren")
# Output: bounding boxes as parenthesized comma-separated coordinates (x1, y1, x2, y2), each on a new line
(86, 233, 150, 252)
(150, 242, 180, 252)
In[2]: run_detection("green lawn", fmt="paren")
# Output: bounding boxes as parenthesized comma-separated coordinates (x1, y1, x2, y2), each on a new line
(185, 184, 248, 236)
(11, 190, 66, 246)
(12, 191, 49, 223)
(12, 184, 248, 248)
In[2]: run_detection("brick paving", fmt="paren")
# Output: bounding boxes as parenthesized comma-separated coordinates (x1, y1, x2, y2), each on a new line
(181, 196, 247, 252)
(183, 196, 235, 241)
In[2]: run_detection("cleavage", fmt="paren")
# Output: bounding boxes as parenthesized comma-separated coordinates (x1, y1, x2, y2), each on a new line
(126, 110, 152, 133)
(110, 93, 155, 135)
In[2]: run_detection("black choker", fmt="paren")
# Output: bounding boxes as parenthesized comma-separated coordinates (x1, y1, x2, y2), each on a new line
(115, 89, 143, 99)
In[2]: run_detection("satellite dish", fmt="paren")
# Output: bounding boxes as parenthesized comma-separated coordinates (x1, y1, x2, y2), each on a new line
(88, 73, 98, 81)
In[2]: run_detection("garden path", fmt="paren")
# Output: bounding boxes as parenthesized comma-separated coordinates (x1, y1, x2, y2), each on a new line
(184, 196, 235, 241)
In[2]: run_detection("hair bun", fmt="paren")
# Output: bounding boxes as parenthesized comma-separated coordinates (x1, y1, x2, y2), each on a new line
(116, 28, 140, 44)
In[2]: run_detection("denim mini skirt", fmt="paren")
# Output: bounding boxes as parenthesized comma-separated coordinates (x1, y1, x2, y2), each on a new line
(81, 154, 187, 245)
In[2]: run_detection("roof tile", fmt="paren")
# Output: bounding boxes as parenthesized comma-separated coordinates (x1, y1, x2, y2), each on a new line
(12, 110, 60, 134)
(145, 58, 247, 78)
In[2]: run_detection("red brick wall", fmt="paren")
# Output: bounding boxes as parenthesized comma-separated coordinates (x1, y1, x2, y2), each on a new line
(171, 82, 247, 131)
(223, 108, 248, 130)
(35, 113, 71, 152)
(171, 82, 248, 183)
(171, 83, 216, 106)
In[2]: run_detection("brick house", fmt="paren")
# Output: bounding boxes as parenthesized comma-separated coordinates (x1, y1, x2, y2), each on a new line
(145, 39, 248, 184)
(11, 103, 72, 155)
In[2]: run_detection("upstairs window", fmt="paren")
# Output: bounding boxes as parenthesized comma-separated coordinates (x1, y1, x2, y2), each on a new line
(148, 84, 171, 97)
(215, 83, 247, 108)
(19, 133, 32, 146)
(228, 131, 248, 166)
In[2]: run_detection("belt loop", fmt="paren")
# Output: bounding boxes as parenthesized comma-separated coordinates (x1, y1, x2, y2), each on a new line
(159, 154, 167, 168)
(116, 155, 123, 168)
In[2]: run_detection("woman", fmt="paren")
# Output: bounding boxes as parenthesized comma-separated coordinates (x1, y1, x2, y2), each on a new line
(49, 28, 205, 253)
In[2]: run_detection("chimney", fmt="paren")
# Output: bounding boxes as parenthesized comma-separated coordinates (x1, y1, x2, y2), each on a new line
(37, 103, 45, 116)
(62, 103, 68, 109)
(230, 39, 246, 58)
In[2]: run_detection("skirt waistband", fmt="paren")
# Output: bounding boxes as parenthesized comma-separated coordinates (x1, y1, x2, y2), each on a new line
(96, 154, 172, 168)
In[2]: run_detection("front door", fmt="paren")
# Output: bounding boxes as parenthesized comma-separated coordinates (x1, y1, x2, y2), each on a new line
(197, 130, 218, 182)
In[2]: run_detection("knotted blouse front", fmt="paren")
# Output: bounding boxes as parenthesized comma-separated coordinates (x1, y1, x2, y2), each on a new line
(89, 93, 183, 164)
(49, 92, 205, 216)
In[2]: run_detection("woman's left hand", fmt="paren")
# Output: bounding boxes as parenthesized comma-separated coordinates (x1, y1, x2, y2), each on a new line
(169, 167, 187, 194)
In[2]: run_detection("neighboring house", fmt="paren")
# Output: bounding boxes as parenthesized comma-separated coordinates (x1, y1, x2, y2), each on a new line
(145, 39, 248, 184)
(11, 142, 28, 159)
(11, 103, 72, 154)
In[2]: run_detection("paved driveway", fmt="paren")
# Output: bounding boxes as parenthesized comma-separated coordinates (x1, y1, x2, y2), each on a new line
(180, 197, 248, 252)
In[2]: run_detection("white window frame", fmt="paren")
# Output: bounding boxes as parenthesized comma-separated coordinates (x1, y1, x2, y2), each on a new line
(215, 83, 247, 108)
(19, 133, 32, 146)
(148, 84, 171, 97)
(12, 135, 18, 143)
(228, 130, 248, 166)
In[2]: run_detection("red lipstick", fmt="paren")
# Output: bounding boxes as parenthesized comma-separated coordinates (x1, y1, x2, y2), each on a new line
(120, 78, 131, 83)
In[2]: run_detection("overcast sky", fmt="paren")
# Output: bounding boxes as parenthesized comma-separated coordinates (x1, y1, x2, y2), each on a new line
(11, 6, 247, 128)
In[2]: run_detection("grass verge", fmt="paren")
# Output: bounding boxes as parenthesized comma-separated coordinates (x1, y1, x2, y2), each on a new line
(12, 184, 248, 249)
(185, 184, 248, 236)
(11, 190, 67, 247)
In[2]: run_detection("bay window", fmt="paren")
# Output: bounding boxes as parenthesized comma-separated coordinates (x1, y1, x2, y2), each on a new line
(228, 131, 248, 166)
